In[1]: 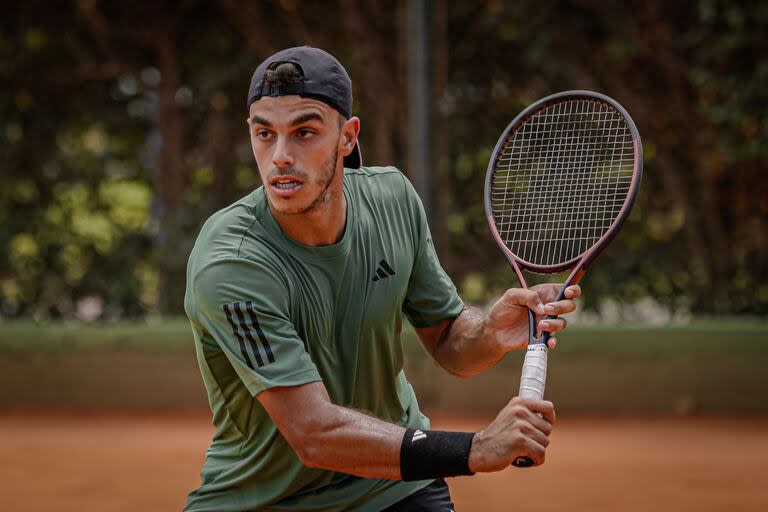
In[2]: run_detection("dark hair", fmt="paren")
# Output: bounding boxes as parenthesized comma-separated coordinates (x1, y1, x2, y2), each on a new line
(263, 62, 303, 86)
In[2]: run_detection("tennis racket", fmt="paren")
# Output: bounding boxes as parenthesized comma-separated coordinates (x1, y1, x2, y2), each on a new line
(483, 90, 643, 467)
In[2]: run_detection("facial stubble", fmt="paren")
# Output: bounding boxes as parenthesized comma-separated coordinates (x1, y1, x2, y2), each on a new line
(269, 145, 339, 216)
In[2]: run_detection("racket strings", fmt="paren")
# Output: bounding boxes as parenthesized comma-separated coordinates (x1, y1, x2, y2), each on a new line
(491, 99, 635, 267)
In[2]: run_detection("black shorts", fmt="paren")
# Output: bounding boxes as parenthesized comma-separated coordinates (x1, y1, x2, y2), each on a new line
(382, 479, 456, 512)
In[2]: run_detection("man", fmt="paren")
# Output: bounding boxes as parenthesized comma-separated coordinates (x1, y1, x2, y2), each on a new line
(184, 46, 580, 511)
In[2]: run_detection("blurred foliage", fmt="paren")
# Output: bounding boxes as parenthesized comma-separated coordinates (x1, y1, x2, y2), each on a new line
(0, 0, 766, 319)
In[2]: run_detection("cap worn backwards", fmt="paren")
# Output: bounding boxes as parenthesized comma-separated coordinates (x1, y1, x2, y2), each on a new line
(247, 46, 362, 169)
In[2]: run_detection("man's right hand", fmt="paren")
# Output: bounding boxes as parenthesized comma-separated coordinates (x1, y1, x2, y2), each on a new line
(468, 397, 556, 472)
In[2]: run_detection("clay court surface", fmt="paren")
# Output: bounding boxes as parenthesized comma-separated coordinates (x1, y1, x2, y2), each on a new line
(0, 412, 765, 511)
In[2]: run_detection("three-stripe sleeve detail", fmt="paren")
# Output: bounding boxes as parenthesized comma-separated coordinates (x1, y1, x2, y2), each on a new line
(222, 301, 275, 368)
(232, 302, 266, 367)
(223, 303, 255, 370)
(245, 301, 276, 363)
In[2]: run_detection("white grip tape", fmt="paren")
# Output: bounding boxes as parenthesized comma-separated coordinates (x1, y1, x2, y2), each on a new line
(518, 344, 548, 400)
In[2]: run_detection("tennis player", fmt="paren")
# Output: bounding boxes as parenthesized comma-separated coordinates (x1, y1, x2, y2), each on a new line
(183, 46, 580, 512)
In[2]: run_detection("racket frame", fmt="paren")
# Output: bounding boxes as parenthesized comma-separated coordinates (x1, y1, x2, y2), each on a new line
(484, 90, 643, 287)
(483, 90, 643, 467)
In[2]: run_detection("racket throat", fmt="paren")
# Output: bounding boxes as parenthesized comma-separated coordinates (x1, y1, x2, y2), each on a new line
(528, 306, 554, 346)
(567, 265, 586, 287)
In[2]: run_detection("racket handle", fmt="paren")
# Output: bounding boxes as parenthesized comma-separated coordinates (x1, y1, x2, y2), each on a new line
(512, 456, 535, 468)
(514, 311, 549, 468)
(518, 342, 548, 400)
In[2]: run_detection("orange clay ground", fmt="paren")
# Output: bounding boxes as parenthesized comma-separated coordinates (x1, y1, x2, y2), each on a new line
(0, 412, 765, 511)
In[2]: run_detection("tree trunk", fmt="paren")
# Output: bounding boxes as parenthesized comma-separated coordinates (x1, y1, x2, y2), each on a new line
(154, 35, 189, 314)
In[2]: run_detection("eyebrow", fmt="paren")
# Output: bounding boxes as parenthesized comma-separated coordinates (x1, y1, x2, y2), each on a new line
(289, 112, 324, 126)
(248, 114, 272, 126)
(248, 112, 325, 126)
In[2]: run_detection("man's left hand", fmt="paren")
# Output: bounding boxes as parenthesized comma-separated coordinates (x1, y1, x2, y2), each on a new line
(482, 284, 581, 355)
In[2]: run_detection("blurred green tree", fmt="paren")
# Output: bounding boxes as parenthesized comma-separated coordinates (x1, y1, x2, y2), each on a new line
(0, 0, 765, 318)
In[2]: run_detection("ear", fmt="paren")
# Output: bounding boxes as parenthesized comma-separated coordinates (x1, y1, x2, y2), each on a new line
(340, 116, 361, 157)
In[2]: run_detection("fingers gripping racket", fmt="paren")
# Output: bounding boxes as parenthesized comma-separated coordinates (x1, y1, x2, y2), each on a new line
(483, 91, 642, 467)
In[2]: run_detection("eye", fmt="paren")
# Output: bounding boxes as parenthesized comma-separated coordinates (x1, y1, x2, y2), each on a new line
(297, 128, 315, 138)
(255, 129, 273, 140)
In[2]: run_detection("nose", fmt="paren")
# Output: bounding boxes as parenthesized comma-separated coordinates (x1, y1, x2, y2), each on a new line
(272, 136, 294, 169)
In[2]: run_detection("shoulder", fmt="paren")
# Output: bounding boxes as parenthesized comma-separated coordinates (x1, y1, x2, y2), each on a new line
(188, 255, 290, 319)
(344, 165, 416, 204)
(191, 191, 260, 260)
(187, 190, 288, 300)
(189, 188, 282, 265)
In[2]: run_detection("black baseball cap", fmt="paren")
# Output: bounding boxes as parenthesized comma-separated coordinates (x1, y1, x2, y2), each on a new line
(247, 46, 362, 169)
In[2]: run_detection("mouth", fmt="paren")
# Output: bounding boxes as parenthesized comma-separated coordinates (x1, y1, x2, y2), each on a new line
(270, 176, 304, 196)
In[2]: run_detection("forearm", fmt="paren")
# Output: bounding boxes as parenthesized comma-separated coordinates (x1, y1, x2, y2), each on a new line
(432, 305, 503, 378)
(293, 402, 405, 479)
(266, 382, 556, 480)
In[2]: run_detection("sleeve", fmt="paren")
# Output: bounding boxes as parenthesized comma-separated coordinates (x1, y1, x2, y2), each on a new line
(190, 258, 321, 396)
(400, 174, 465, 327)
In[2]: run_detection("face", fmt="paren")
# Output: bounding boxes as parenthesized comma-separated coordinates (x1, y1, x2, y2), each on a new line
(247, 96, 355, 216)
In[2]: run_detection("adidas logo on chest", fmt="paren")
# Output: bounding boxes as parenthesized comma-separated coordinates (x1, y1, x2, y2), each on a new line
(371, 259, 396, 282)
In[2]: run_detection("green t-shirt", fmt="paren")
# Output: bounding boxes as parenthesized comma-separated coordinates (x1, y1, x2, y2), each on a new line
(183, 166, 464, 511)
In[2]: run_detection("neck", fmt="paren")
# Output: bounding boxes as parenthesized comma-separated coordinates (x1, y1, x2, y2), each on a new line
(269, 177, 348, 247)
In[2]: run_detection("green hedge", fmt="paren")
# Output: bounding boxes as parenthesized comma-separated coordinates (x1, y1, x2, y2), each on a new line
(1, 319, 765, 412)
(1, 317, 764, 353)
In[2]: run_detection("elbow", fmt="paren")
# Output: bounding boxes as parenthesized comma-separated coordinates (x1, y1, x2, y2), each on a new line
(284, 410, 336, 469)
(292, 440, 317, 468)
(291, 428, 325, 468)
(286, 431, 319, 468)
(296, 442, 324, 469)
